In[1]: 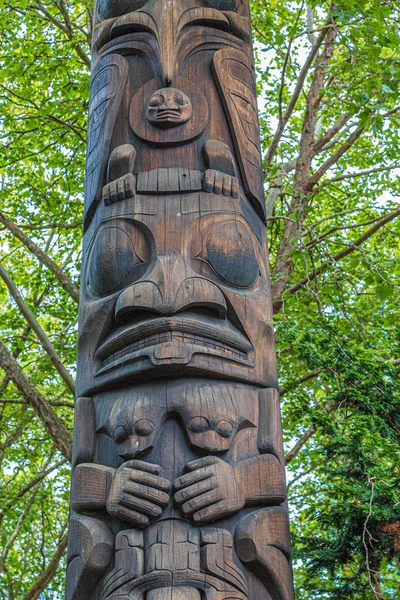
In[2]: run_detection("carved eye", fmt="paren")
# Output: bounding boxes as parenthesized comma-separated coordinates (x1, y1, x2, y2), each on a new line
(100, 0, 149, 19)
(113, 424, 129, 444)
(189, 416, 209, 433)
(175, 96, 185, 106)
(216, 420, 234, 438)
(148, 94, 163, 107)
(135, 419, 155, 436)
(202, 221, 259, 288)
(205, 0, 239, 11)
(88, 225, 146, 296)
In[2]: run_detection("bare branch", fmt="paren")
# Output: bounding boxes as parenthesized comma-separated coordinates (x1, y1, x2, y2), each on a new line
(306, 5, 317, 46)
(17, 220, 83, 231)
(33, 0, 91, 69)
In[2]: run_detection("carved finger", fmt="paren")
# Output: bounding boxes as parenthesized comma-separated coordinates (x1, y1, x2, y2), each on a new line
(185, 456, 219, 471)
(109, 181, 118, 204)
(123, 460, 161, 475)
(120, 493, 163, 518)
(213, 171, 223, 194)
(128, 470, 170, 492)
(174, 466, 215, 490)
(181, 489, 222, 516)
(192, 500, 227, 524)
(174, 476, 216, 505)
(232, 177, 239, 199)
(124, 481, 169, 506)
(102, 184, 111, 204)
(107, 504, 149, 528)
(204, 169, 214, 193)
(222, 175, 232, 197)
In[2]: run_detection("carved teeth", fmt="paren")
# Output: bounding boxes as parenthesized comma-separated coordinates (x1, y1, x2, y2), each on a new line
(101, 331, 249, 368)
(95, 313, 253, 361)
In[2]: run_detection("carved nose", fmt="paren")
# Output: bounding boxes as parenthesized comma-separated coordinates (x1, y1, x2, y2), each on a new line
(115, 256, 226, 321)
(159, 98, 178, 111)
(115, 280, 164, 320)
(175, 278, 226, 317)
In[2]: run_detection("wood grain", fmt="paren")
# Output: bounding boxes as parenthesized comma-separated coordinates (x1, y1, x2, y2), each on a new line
(67, 0, 294, 598)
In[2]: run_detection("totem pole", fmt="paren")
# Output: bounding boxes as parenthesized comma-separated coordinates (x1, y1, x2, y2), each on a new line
(66, 1, 294, 598)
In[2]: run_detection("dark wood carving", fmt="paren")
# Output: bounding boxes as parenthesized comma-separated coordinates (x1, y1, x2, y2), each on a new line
(67, 0, 295, 598)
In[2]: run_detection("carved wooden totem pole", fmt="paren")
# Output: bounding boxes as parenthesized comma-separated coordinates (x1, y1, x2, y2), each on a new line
(67, 1, 294, 598)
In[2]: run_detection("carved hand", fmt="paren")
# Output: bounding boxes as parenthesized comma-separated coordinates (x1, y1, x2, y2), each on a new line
(173, 456, 245, 524)
(203, 169, 239, 198)
(102, 173, 135, 205)
(107, 460, 170, 528)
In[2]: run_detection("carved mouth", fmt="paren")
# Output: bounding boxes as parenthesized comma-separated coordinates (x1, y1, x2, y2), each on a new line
(95, 311, 253, 374)
(155, 111, 182, 120)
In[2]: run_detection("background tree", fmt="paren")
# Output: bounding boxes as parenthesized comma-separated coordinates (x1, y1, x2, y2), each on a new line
(0, 0, 399, 598)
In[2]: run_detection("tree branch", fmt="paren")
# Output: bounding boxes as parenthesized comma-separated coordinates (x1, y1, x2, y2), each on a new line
(322, 163, 400, 184)
(21, 533, 68, 600)
(265, 25, 329, 163)
(0, 339, 72, 461)
(0, 459, 66, 526)
(285, 204, 400, 298)
(0, 397, 74, 408)
(0, 211, 79, 303)
(0, 264, 76, 395)
(285, 400, 336, 463)
(280, 369, 324, 396)
(0, 488, 38, 568)
(265, 158, 298, 219)
(305, 126, 364, 190)
(311, 113, 352, 156)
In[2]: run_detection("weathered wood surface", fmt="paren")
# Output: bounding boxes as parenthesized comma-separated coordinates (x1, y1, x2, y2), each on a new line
(67, 0, 295, 598)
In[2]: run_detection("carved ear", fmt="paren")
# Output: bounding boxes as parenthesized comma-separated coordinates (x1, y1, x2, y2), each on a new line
(72, 397, 96, 468)
(257, 388, 285, 465)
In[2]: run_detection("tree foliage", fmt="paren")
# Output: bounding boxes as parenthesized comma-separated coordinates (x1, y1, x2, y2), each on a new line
(0, 0, 399, 597)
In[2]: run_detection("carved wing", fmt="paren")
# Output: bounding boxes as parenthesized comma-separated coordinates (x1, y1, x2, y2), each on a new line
(213, 48, 265, 221)
(84, 54, 129, 225)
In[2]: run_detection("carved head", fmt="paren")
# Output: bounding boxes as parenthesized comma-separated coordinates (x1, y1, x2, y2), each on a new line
(96, 380, 257, 459)
(145, 88, 192, 128)
(77, 193, 277, 396)
(99, 394, 165, 460)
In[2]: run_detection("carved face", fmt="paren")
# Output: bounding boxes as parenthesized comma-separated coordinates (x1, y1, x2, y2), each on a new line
(97, 380, 257, 459)
(77, 193, 277, 395)
(100, 395, 164, 459)
(145, 88, 192, 128)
